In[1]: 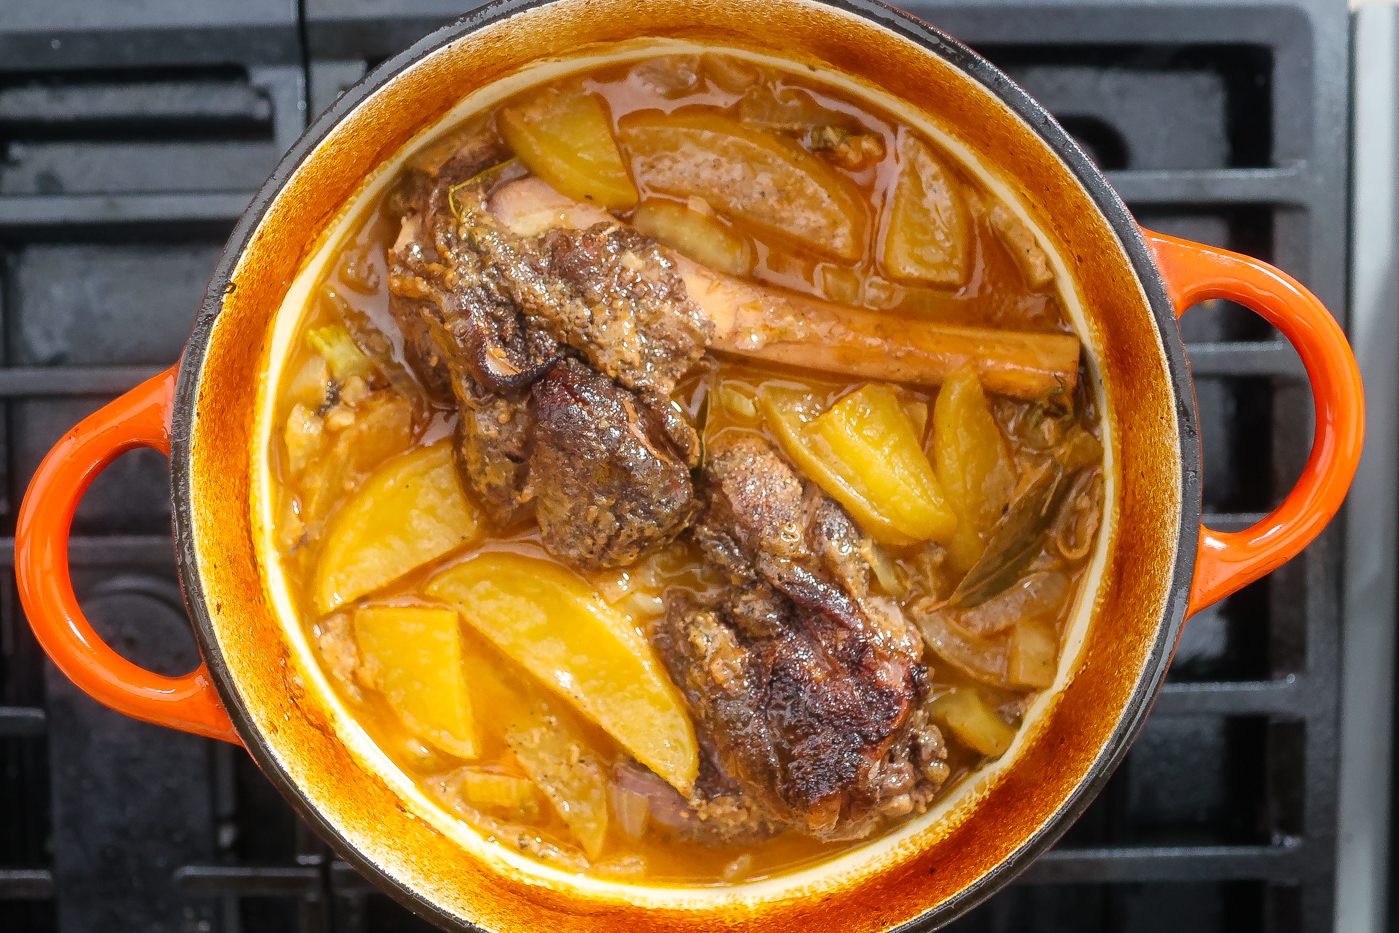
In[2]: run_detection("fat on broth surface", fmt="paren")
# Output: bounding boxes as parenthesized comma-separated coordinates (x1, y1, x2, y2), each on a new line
(269, 52, 1103, 885)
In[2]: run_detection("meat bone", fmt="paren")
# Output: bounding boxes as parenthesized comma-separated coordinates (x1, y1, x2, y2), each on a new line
(488, 177, 1081, 399)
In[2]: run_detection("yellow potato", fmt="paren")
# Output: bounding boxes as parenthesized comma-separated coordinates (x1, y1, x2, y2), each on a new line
(759, 386, 917, 547)
(354, 605, 479, 758)
(460, 769, 538, 811)
(632, 199, 755, 276)
(1009, 620, 1058, 689)
(314, 440, 481, 613)
(499, 85, 637, 210)
(619, 110, 866, 261)
(932, 687, 1017, 757)
(810, 384, 957, 543)
(458, 641, 609, 857)
(283, 403, 324, 477)
(427, 553, 698, 795)
(300, 391, 415, 530)
(931, 366, 1017, 573)
(284, 354, 330, 410)
(444, 766, 542, 822)
(883, 133, 970, 285)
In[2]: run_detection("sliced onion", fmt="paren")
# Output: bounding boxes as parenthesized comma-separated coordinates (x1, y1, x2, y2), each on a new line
(1053, 469, 1103, 562)
(912, 602, 1011, 689)
(608, 781, 651, 839)
(957, 571, 1067, 637)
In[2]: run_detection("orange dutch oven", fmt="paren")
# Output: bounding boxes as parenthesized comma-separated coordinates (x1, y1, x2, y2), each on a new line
(12, 1, 1364, 930)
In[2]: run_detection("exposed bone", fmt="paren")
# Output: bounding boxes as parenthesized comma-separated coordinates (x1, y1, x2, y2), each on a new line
(489, 177, 1080, 399)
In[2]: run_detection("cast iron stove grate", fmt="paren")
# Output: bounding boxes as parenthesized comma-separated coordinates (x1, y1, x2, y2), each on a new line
(0, 1, 1355, 931)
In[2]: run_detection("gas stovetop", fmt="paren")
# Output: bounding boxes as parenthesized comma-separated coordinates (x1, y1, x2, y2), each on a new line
(0, 2, 1379, 932)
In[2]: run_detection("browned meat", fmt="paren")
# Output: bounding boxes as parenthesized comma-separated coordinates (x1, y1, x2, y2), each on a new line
(529, 357, 697, 570)
(384, 144, 565, 526)
(655, 584, 946, 841)
(541, 223, 713, 395)
(387, 117, 510, 220)
(403, 249, 556, 528)
(695, 434, 925, 663)
(387, 293, 454, 401)
(451, 371, 536, 528)
(650, 433, 945, 841)
(385, 156, 711, 565)
(385, 131, 513, 401)
(458, 186, 712, 396)
(428, 232, 562, 395)
(640, 392, 702, 469)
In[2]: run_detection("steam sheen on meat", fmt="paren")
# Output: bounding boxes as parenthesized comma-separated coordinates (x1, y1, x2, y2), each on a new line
(530, 357, 697, 569)
(653, 435, 949, 841)
(461, 194, 713, 396)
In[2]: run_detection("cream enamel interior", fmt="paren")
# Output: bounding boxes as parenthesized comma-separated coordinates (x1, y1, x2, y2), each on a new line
(248, 34, 1127, 909)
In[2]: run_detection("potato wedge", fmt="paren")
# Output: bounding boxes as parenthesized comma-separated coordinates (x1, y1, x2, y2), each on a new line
(632, 199, 755, 276)
(931, 366, 1017, 573)
(810, 384, 957, 543)
(299, 390, 415, 530)
(284, 404, 324, 477)
(1009, 619, 1058, 689)
(459, 769, 538, 812)
(882, 133, 970, 285)
(499, 85, 637, 210)
(619, 110, 866, 261)
(427, 553, 698, 795)
(759, 386, 916, 546)
(314, 439, 481, 613)
(354, 605, 479, 758)
(932, 687, 1017, 757)
(285, 354, 330, 410)
(458, 640, 609, 857)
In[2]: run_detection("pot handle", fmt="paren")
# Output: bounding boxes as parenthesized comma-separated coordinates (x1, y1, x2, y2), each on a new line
(1142, 229, 1365, 617)
(14, 366, 241, 743)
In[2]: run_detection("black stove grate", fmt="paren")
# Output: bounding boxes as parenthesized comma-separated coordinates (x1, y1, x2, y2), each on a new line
(0, 2, 1353, 931)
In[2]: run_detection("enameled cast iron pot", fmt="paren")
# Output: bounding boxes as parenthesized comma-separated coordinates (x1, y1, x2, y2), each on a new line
(14, 1, 1364, 930)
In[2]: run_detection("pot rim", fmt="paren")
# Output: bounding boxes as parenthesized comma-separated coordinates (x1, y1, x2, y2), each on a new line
(169, 1, 1201, 928)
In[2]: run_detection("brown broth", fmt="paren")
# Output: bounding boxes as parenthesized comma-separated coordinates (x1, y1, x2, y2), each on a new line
(270, 51, 1103, 885)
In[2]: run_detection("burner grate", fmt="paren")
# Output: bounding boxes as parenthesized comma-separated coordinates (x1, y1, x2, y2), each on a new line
(0, 1, 1361, 931)
(923, 5, 1349, 928)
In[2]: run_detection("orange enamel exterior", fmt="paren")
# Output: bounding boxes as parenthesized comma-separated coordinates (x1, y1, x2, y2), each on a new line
(11, 2, 1365, 931)
(1143, 230, 1366, 617)
(14, 366, 240, 743)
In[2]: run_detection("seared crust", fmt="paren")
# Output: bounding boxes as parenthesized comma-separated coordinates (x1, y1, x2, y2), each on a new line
(650, 434, 947, 842)
(529, 358, 696, 570)
(384, 136, 709, 566)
